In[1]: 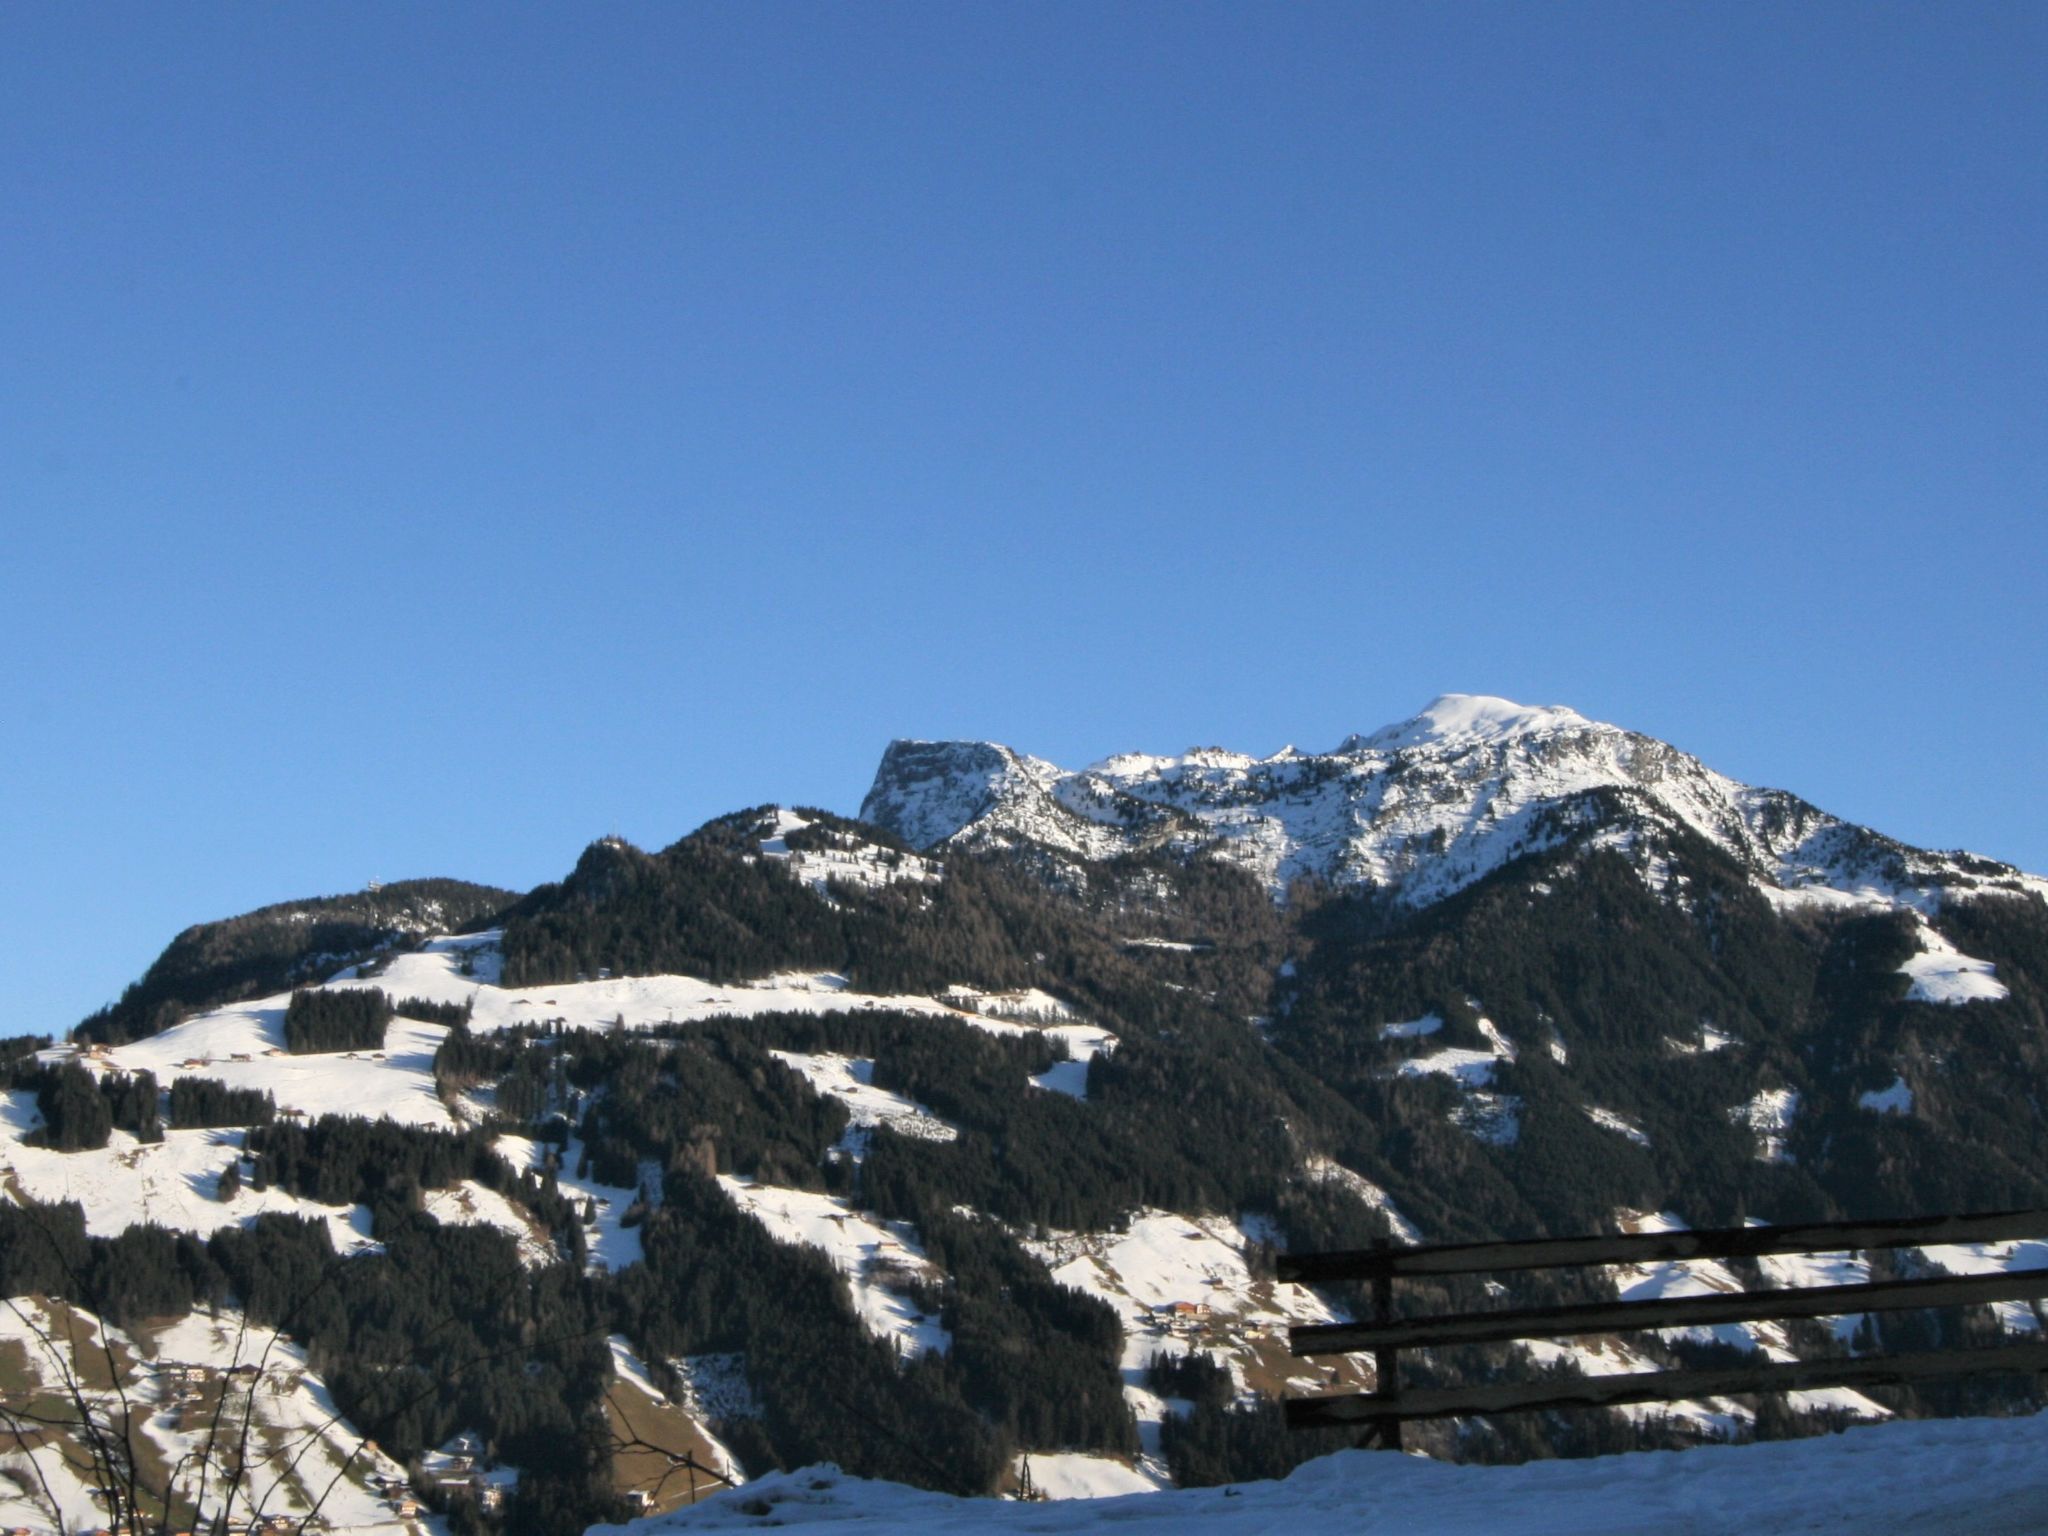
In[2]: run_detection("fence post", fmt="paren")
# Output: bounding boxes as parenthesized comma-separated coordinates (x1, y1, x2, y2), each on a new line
(1372, 1236, 1402, 1450)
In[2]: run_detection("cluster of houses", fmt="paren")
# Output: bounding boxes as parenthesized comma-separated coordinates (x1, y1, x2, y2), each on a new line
(404, 1433, 507, 1517)
(67, 1042, 297, 1069)
(151, 1360, 290, 1438)
(156, 1359, 270, 1394)
(1151, 1298, 1214, 1338)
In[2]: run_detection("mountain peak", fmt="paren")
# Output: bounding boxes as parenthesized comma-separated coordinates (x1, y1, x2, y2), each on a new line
(857, 700, 2045, 916)
(1341, 694, 1599, 755)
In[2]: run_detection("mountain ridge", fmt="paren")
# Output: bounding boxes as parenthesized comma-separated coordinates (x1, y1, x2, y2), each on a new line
(860, 694, 2046, 916)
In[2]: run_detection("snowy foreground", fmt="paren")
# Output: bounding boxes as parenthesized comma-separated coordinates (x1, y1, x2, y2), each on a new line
(600, 1416, 2048, 1535)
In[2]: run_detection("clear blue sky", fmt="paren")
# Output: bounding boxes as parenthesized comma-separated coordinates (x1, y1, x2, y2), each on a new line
(3, 3, 2043, 1036)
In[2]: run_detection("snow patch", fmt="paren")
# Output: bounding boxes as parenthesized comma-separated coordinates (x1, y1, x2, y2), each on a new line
(1858, 1076, 1914, 1116)
(1730, 1088, 1800, 1165)
(1899, 919, 2008, 1005)
(1583, 1107, 1650, 1147)
(1023, 1211, 1345, 1483)
(1377, 1013, 1443, 1041)
(758, 808, 942, 898)
(422, 1179, 556, 1266)
(496, 1132, 650, 1272)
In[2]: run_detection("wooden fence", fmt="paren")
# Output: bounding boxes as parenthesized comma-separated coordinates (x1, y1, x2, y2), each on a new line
(1280, 1207, 2048, 1448)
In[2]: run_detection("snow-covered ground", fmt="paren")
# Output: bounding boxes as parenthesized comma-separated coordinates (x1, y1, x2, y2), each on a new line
(19, 928, 1113, 1260)
(1394, 1016, 1513, 1086)
(1665, 1019, 1739, 1055)
(932, 987, 1117, 1099)
(423, 1178, 556, 1265)
(317, 932, 1024, 1038)
(1011, 1452, 1158, 1501)
(1915, 1238, 2048, 1334)
(1389, 1011, 1521, 1146)
(1558, 1211, 1888, 1425)
(598, 1413, 2048, 1534)
(1377, 1012, 1443, 1041)
(1299, 1156, 1422, 1244)
(496, 1131, 652, 1272)
(1859, 1075, 1915, 1115)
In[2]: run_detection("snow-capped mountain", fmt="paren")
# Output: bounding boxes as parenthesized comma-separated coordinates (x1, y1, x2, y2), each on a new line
(12, 704, 2048, 1536)
(861, 694, 2047, 913)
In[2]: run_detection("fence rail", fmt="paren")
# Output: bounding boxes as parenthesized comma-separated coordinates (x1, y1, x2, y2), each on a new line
(1277, 1207, 2048, 1285)
(1284, 1341, 2048, 1429)
(1281, 1207, 2048, 1448)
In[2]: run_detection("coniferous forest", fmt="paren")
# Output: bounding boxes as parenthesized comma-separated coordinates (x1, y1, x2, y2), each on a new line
(283, 985, 395, 1053)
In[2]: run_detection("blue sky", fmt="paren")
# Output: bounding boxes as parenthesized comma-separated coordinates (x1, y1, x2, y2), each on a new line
(3, 3, 2043, 1035)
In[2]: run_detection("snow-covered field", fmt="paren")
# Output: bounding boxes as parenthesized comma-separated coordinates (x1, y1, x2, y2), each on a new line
(1387, 1010, 1522, 1146)
(0, 1092, 376, 1253)
(598, 1413, 2048, 1534)
(109, 1007, 457, 1129)
(495, 1131, 653, 1271)
(11, 924, 1112, 1260)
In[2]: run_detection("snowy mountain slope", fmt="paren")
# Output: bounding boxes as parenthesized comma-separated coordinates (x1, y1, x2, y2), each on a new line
(861, 695, 2048, 917)
(15, 931, 1114, 1259)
